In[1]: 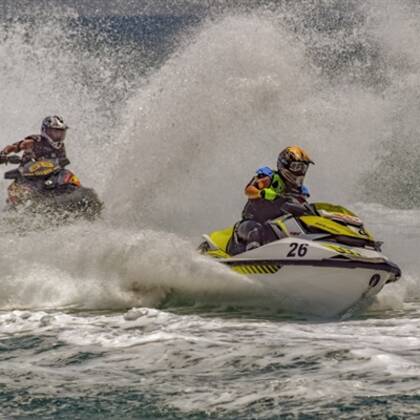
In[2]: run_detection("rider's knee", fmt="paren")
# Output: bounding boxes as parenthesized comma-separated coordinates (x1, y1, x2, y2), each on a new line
(236, 220, 263, 243)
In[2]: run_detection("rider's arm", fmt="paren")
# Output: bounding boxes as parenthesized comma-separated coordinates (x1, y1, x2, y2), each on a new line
(1, 137, 34, 155)
(244, 175, 272, 199)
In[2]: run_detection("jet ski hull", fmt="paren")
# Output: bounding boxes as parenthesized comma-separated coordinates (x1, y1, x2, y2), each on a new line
(223, 258, 399, 317)
(202, 236, 401, 317)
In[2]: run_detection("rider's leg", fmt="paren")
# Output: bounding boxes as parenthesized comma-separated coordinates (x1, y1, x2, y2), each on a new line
(236, 220, 264, 251)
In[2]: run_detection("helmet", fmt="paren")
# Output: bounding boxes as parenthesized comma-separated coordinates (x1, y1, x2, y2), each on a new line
(41, 115, 68, 131)
(41, 115, 68, 149)
(277, 146, 314, 188)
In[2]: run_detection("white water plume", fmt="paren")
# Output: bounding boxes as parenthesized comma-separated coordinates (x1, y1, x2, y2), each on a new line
(0, 2, 419, 311)
(0, 223, 263, 310)
(0, 11, 145, 199)
(106, 12, 390, 235)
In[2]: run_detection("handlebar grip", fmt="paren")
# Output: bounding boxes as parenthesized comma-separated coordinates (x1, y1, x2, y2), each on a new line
(7, 155, 22, 165)
(58, 158, 70, 167)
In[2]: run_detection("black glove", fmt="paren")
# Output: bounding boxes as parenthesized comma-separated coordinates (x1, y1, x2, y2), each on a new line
(59, 158, 70, 167)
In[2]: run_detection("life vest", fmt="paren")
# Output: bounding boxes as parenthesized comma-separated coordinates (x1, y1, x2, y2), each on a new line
(22, 135, 67, 163)
(269, 172, 286, 195)
(241, 169, 296, 223)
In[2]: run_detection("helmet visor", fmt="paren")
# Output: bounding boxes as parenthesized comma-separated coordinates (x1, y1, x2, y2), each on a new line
(288, 161, 309, 174)
(46, 127, 66, 142)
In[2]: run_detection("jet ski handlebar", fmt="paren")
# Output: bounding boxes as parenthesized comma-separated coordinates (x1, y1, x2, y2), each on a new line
(0, 154, 22, 165)
(282, 200, 316, 217)
(0, 155, 70, 167)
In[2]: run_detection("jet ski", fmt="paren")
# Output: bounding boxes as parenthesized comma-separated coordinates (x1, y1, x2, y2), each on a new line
(1, 154, 103, 221)
(198, 202, 401, 317)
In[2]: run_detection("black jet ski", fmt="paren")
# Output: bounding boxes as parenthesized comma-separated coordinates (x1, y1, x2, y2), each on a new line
(1, 154, 103, 221)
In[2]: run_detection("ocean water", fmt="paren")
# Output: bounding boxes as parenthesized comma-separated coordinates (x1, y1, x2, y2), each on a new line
(0, 1, 420, 418)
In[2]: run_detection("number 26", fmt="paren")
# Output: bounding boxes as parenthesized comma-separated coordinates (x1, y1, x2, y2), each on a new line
(287, 243, 308, 257)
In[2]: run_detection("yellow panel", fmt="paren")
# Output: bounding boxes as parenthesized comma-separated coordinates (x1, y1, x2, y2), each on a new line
(230, 264, 279, 276)
(207, 249, 230, 259)
(300, 215, 373, 241)
(28, 160, 56, 176)
(231, 266, 243, 274)
(322, 244, 362, 257)
(268, 265, 277, 273)
(272, 219, 289, 235)
(259, 266, 269, 274)
(312, 202, 357, 217)
(209, 226, 234, 253)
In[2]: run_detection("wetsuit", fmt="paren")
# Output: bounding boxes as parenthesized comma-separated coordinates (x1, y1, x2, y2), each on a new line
(228, 166, 309, 255)
(2, 135, 67, 164)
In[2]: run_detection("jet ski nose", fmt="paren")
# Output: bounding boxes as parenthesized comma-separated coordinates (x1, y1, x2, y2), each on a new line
(385, 261, 402, 283)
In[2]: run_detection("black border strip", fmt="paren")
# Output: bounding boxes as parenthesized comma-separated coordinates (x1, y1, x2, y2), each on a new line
(222, 258, 401, 278)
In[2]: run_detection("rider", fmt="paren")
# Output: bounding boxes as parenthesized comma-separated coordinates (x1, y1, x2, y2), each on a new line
(0, 115, 69, 164)
(228, 146, 314, 255)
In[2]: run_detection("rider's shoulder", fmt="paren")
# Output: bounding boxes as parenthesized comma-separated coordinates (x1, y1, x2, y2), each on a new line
(301, 185, 310, 197)
(24, 134, 41, 142)
(255, 166, 274, 178)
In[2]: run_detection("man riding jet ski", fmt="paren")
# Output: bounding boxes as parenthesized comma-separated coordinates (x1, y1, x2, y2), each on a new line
(229, 146, 314, 255)
(199, 146, 401, 317)
(1, 115, 70, 164)
(0, 115, 103, 220)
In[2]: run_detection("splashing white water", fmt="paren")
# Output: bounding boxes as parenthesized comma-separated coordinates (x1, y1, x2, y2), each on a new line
(107, 13, 392, 234)
(0, 222, 267, 310)
(0, 2, 418, 312)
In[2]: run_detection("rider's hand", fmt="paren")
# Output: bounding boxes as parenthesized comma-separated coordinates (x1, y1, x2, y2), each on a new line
(0, 152, 7, 164)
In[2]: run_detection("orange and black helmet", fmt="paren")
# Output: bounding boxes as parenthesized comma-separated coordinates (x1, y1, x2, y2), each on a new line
(277, 146, 314, 188)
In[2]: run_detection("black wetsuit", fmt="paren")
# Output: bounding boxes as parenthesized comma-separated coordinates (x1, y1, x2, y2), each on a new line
(228, 170, 306, 255)
(18, 135, 67, 164)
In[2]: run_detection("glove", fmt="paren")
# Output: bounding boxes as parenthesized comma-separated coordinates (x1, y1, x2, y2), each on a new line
(260, 188, 278, 201)
(0, 152, 7, 164)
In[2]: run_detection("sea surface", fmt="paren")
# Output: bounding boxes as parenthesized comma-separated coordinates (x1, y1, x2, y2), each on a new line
(1, 1, 420, 418)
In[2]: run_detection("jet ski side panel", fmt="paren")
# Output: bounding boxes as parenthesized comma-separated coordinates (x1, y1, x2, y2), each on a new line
(229, 265, 389, 317)
(209, 237, 399, 316)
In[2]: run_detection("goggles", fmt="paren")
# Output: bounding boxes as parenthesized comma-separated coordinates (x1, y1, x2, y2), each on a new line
(288, 161, 309, 174)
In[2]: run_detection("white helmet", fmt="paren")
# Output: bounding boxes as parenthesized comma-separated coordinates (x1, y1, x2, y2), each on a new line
(41, 115, 68, 131)
(41, 115, 68, 149)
